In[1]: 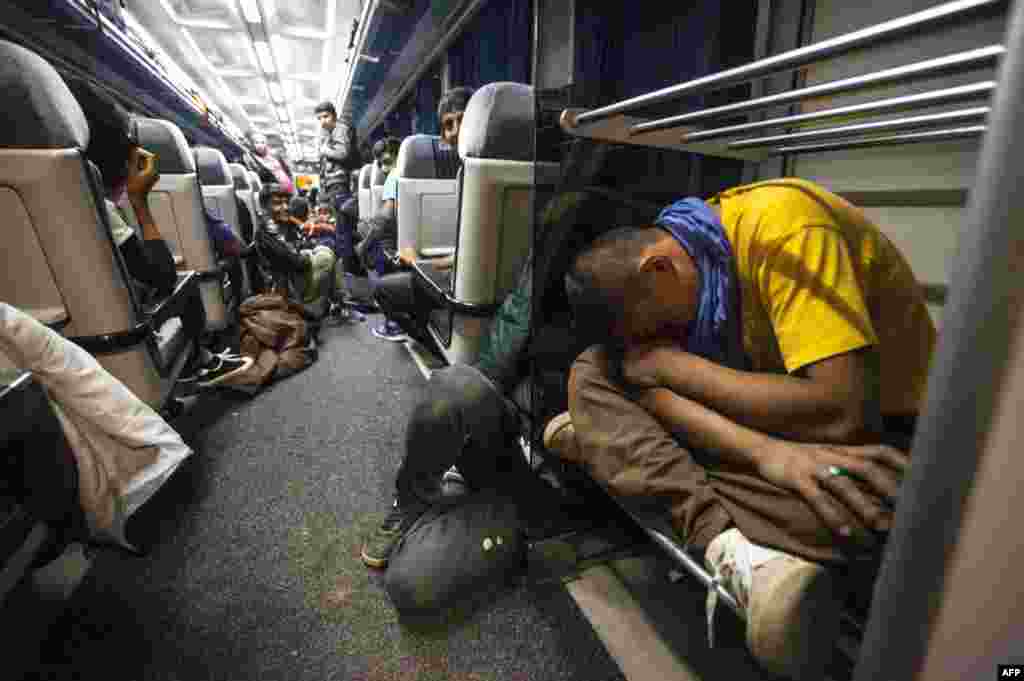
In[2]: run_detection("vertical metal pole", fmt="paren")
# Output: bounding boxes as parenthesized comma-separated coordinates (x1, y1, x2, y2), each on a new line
(854, 1, 1024, 679)
(531, 0, 540, 88)
(781, 0, 816, 178)
(742, 0, 775, 184)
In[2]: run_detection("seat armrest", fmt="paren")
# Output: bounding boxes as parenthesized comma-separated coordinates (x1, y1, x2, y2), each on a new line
(410, 262, 502, 318)
(146, 270, 205, 333)
(420, 246, 456, 258)
(69, 272, 206, 375)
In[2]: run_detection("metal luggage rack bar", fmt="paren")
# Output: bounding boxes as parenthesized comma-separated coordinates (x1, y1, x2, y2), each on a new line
(560, 0, 1008, 160)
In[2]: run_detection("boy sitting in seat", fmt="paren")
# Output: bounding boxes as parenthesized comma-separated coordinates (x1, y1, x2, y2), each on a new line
(67, 78, 251, 388)
(545, 178, 935, 680)
(355, 137, 409, 341)
(374, 86, 475, 355)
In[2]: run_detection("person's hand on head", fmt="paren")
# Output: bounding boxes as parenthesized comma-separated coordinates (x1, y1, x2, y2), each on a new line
(755, 438, 908, 550)
(126, 147, 159, 197)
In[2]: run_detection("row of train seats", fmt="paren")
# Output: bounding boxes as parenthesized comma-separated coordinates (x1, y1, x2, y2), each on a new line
(378, 82, 560, 366)
(0, 39, 253, 411)
(231, 163, 262, 243)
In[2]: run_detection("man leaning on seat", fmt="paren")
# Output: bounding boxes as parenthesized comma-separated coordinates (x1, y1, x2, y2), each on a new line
(544, 178, 936, 681)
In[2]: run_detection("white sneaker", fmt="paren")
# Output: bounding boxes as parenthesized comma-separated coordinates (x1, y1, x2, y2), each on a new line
(705, 528, 841, 680)
(441, 465, 464, 484)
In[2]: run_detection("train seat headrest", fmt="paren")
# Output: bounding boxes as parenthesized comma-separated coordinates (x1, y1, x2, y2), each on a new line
(229, 163, 251, 190)
(135, 118, 195, 174)
(194, 146, 233, 186)
(0, 40, 90, 149)
(396, 135, 461, 180)
(458, 82, 534, 162)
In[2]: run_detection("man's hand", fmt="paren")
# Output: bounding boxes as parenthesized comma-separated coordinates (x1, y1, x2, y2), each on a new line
(756, 438, 908, 547)
(126, 147, 159, 197)
(434, 254, 454, 271)
(397, 247, 417, 267)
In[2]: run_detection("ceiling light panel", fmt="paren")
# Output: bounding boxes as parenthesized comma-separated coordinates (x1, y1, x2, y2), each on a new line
(221, 76, 267, 99)
(276, 0, 337, 40)
(244, 102, 277, 119)
(271, 35, 320, 79)
(152, 0, 348, 145)
(159, 0, 236, 29)
(254, 41, 276, 74)
(238, 0, 262, 23)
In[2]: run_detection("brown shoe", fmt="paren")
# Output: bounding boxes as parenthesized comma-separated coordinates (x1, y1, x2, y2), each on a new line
(542, 412, 581, 462)
(705, 528, 842, 680)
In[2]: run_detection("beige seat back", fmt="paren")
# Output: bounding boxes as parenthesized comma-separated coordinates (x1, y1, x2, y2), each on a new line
(194, 146, 241, 236)
(370, 160, 388, 216)
(358, 163, 373, 218)
(395, 135, 460, 258)
(248, 170, 263, 195)
(195, 146, 250, 299)
(230, 163, 259, 240)
(136, 118, 230, 331)
(0, 41, 196, 407)
(427, 82, 559, 366)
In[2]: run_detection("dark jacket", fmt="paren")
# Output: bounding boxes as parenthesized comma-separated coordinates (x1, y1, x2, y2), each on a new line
(319, 119, 359, 192)
(256, 217, 312, 275)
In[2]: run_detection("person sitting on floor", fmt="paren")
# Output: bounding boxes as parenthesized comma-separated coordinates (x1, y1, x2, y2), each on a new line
(373, 86, 475, 355)
(545, 178, 936, 681)
(359, 247, 540, 569)
(257, 183, 337, 319)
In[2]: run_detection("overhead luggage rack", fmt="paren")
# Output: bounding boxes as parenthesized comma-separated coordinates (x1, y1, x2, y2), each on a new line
(560, 0, 1009, 161)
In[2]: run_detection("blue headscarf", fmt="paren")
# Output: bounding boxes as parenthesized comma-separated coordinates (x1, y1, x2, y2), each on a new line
(654, 198, 746, 369)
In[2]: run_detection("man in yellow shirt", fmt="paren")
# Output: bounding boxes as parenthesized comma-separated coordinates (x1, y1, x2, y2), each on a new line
(544, 178, 936, 680)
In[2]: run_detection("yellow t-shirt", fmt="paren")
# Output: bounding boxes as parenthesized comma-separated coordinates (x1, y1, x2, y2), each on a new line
(705, 178, 936, 417)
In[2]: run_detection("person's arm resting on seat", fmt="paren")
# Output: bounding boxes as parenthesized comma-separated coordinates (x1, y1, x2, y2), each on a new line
(624, 226, 883, 445)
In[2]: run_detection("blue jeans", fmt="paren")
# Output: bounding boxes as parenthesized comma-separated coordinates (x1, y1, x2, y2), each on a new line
(325, 186, 355, 264)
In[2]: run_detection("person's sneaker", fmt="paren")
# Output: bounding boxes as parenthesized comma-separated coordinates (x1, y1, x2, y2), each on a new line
(177, 351, 253, 389)
(371, 319, 407, 342)
(542, 412, 581, 461)
(439, 466, 468, 498)
(441, 466, 464, 485)
(326, 302, 363, 325)
(705, 528, 842, 680)
(360, 500, 426, 569)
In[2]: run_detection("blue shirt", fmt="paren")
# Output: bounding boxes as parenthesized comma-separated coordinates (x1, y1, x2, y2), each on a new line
(382, 171, 398, 203)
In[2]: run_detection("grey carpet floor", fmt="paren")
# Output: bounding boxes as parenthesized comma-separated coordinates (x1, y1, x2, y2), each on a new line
(19, 316, 625, 681)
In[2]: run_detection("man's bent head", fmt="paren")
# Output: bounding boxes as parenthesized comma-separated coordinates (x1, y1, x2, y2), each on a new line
(566, 226, 701, 349)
